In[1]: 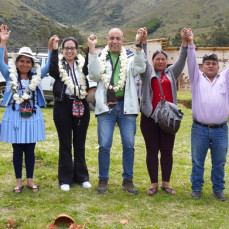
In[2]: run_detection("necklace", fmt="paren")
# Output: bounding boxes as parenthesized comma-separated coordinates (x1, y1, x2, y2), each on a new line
(58, 54, 87, 99)
(100, 45, 128, 92)
(8, 59, 41, 104)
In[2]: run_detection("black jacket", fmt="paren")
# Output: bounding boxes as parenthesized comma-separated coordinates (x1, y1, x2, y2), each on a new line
(49, 49, 89, 102)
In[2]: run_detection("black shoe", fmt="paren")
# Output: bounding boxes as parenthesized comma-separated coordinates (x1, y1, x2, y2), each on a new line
(191, 191, 201, 199)
(97, 178, 108, 194)
(214, 191, 226, 201)
(122, 179, 138, 195)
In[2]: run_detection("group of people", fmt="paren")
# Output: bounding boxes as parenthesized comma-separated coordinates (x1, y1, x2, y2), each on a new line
(0, 24, 228, 201)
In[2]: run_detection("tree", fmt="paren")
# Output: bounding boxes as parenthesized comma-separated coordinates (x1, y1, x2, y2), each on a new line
(171, 28, 182, 46)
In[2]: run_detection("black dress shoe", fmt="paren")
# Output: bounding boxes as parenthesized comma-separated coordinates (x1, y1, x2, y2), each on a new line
(191, 191, 201, 199)
(214, 192, 226, 201)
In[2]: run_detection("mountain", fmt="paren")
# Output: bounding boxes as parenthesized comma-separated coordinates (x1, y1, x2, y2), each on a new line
(1, 0, 229, 46)
(0, 0, 85, 48)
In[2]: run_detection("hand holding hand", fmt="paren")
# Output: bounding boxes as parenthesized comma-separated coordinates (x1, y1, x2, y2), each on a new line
(181, 28, 188, 47)
(48, 35, 59, 51)
(142, 27, 148, 44)
(185, 28, 194, 45)
(136, 28, 145, 44)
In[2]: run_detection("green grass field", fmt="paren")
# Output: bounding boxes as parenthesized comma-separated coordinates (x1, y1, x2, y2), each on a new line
(0, 91, 229, 228)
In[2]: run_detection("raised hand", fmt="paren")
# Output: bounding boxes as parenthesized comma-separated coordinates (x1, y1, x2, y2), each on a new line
(88, 34, 97, 55)
(88, 34, 97, 46)
(0, 24, 11, 47)
(48, 35, 59, 51)
(142, 27, 148, 44)
(136, 28, 145, 44)
(185, 28, 194, 46)
(181, 28, 188, 47)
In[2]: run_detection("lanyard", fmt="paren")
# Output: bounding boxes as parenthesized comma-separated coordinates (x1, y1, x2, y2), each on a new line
(68, 62, 80, 98)
(109, 55, 120, 86)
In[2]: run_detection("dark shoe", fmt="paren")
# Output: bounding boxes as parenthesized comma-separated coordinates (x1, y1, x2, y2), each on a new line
(13, 186, 24, 194)
(214, 191, 226, 201)
(191, 191, 201, 199)
(97, 178, 108, 194)
(122, 179, 138, 195)
(27, 185, 39, 193)
(146, 187, 158, 196)
(161, 186, 176, 195)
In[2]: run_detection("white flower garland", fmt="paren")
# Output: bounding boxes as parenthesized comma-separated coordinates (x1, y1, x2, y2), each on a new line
(58, 54, 87, 99)
(8, 59, 41, 104)
(100, 45, 128, 92)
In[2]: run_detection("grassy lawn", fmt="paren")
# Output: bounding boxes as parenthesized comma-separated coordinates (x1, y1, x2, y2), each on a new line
(0, 91, 229, 228)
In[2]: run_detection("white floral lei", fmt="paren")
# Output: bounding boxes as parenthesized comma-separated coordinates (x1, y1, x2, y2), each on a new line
(100, 45, 128, 92)
(58, 54, 87, 99)
(8, 59, 41, 104)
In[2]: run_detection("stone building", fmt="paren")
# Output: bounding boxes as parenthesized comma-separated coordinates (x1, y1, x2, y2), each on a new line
(122, 39, 229, 90)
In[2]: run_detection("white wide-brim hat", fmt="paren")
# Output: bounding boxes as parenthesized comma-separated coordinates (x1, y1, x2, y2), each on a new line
(10, 47, 39, 62)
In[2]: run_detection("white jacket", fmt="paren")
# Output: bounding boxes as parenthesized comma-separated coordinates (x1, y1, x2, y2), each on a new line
(88, 49, 146, 115)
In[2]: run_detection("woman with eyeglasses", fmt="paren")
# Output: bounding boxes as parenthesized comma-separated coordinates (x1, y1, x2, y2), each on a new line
(49, 36, 91, 191)
(140, 28, 188, 196)
(0, 24, 55, 193)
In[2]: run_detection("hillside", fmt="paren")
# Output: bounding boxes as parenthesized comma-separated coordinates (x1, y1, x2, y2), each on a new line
(0, 0, 85, 48)
(1, 0, 229, 46)
(19, 0, 229, 42)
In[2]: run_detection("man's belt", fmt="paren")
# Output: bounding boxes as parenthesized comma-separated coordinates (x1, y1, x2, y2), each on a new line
(193, 120, 227, 128)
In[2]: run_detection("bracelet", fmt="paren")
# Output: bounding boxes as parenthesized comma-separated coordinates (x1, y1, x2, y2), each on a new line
(135, 42, 143, 48)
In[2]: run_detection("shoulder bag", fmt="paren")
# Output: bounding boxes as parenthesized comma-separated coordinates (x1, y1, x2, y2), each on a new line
(152, 77, 183, 135)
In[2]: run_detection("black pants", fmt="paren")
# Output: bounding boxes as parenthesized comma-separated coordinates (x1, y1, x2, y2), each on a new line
(53, 97, 90, 185)
(140, 114, 175, 183)
(12, 143, 36, 179)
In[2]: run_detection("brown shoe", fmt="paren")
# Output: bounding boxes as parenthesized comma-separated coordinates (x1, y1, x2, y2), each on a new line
(122, 179, 138, 195)
(97, 178, 108, 194)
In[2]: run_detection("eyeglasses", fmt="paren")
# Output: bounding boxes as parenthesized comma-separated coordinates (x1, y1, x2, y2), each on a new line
(63, 47, 77, 51)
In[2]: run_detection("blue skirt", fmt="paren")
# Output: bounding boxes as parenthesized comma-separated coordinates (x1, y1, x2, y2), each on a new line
(1, 104, 45, 143)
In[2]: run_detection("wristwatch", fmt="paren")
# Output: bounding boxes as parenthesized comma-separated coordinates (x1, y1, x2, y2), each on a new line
(135, 42, 143, 48)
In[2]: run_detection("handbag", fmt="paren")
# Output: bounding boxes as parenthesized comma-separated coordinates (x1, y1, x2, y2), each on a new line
(86, 88, 96, 104)
(107, 88, 118, 105)
(72, 99, 84, 117)
(20, 101, 33, 118)
(152, 77, 183, 135)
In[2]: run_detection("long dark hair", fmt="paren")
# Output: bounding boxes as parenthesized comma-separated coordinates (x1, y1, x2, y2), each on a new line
(61, 37, 78, 49)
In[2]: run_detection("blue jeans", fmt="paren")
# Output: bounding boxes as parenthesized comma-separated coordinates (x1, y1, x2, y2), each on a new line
(97, 101, 136, 180)
(191, 122, 228, 192)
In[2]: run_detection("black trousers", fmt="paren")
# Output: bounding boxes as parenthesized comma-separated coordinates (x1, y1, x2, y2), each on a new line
(140, 114, 175, 183)
(12, 143, 36, 179)
(53, 97, 90, 185)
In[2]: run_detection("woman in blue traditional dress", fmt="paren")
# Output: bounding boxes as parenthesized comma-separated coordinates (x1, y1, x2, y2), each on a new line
(0, 24, 54, 193)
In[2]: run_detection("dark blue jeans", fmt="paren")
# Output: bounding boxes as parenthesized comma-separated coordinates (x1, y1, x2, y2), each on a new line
(191, 122, 228, 192)
(97, 101, 137, 180)
(12, 143, 36, 179)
